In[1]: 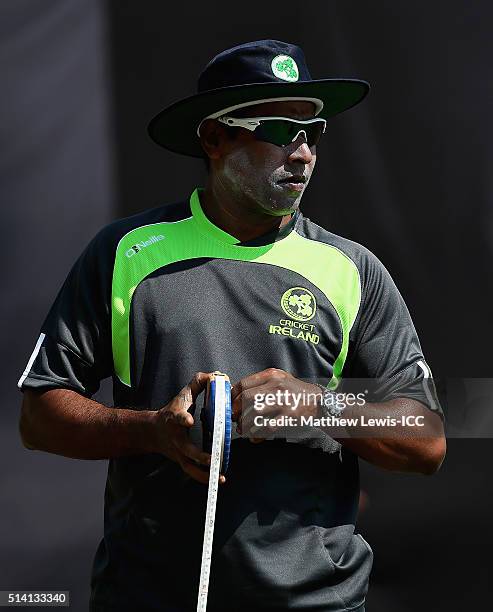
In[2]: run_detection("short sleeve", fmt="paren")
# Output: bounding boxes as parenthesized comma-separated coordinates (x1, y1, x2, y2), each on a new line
(17, 228, 115, 397)
(344, 250, 443, 416)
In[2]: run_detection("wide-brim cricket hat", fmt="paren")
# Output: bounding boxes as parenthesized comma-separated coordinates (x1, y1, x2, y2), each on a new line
(148, 39, 370, 158)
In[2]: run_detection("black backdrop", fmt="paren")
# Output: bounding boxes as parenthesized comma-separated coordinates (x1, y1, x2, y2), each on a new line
(1, 1, 492, 610)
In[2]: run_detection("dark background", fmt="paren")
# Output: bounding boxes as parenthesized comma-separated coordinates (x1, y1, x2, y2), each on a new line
(1, 1, 492, 610)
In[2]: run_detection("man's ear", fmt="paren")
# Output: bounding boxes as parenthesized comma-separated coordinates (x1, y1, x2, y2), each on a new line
(199, 119, 226, 162)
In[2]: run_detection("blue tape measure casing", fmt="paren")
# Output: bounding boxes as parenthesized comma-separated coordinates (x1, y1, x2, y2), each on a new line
(201, 373, 232, 473)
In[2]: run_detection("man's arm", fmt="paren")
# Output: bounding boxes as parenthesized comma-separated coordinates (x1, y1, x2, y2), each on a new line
(14, 228, 226, 482)
(19, 373, 224, 485)
(231, 368, 446, 476)
(322, 396, 446, 475)
(20, 388, 158, 458)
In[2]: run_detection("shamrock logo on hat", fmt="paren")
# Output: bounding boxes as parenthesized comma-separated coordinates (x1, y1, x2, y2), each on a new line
(271, 55, 299, 82)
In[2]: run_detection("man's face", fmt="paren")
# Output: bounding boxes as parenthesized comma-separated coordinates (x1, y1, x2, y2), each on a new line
(212, 100, 318, 216)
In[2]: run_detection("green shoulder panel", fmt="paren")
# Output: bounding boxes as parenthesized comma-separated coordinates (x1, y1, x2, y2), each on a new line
(111, 193, 361, 387)
(253, 234, 361, 389)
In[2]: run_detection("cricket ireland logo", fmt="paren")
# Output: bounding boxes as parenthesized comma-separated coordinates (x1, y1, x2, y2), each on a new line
(271, 55, 299, 82)
(268, 286, 319, 344)
(280, 287, 317, 322)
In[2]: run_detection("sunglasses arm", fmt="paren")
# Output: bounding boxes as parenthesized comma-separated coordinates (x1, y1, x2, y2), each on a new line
(217, 116, 261, 131)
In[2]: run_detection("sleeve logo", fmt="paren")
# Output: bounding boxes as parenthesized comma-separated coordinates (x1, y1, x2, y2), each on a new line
(125, 234, 165, 258)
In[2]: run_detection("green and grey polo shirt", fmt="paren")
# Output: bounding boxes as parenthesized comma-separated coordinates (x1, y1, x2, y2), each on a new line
(18, 187, 441, 612)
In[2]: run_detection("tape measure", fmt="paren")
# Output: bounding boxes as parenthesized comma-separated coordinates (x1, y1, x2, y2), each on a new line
(197, 372, 232, 612)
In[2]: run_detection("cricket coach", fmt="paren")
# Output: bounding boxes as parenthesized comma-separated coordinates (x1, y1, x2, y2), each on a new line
(18, 40, 446, 611)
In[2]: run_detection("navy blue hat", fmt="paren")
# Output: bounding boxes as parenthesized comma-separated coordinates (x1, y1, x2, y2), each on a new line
(148, 39, 369, 158)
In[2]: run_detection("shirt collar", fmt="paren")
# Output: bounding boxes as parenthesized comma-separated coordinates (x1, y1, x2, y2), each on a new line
(190, 187, 300, 247)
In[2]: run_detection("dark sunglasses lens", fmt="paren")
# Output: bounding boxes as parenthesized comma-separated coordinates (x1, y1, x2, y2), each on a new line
(255, 120, 325, 147)
(305, 122, 325, 146)
(254, 121, 290, 146)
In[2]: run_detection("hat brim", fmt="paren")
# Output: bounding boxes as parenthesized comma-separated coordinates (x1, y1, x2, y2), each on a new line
(147, 79, 369, 158)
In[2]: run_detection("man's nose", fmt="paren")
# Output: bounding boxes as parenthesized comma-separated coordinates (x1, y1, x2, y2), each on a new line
(287, 134, 314, 164)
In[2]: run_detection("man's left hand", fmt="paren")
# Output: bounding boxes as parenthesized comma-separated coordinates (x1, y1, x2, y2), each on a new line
(231, 368, 322, 441)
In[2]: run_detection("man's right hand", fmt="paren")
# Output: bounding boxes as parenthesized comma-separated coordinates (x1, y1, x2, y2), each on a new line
(153, 372, 226, 485)
(19, 373, 228, 479)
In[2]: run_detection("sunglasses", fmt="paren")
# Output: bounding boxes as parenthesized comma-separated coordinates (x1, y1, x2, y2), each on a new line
(216, 115, 326, 147)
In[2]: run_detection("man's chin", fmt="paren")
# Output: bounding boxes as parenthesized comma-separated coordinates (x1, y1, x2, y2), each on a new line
(266, 193, 303, 215)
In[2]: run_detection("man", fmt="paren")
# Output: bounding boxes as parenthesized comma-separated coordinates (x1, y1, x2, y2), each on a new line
(18, 40, 445, 611)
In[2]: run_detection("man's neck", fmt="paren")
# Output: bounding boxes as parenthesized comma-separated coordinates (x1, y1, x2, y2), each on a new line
(200, 183, 294, 244)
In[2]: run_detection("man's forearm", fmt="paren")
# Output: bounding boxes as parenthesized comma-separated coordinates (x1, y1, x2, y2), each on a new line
(317, 396, 446, 475)
(19, 388, 159, 459)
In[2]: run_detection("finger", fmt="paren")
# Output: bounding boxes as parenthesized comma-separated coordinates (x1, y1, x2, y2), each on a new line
(241, 406, 286, 440)
(232, 382, 282, 423)
(180, 458, 210, 484)
(169, 371, 213, 420)
(232, 387, 263, 422)
(180, 456, 226, 485)
(181, 371, 213, 405)
(187, 371, 214, 403)
(172, 409, 195, 428)
(175, 438, 211, 466)
(231, 368, 287, 402)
